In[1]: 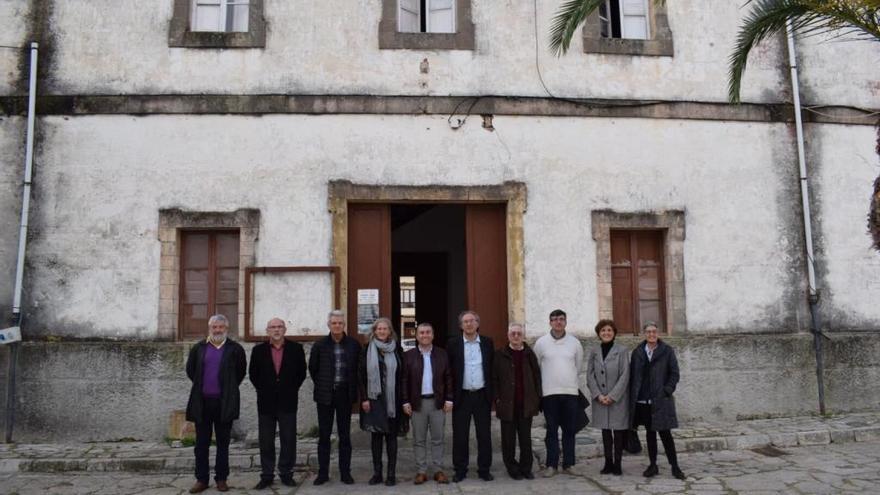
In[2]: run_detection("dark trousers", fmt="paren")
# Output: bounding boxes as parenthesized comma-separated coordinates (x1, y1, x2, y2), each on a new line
(258, 410, 297, 481)
(500, 409, 533, 476)
(452, 389, 492, 476)
(635, 403, 679, 468)
(601, 429, 627, 467)
(370, 417, 399, 478)
(194, 398, 233, 483)
(542, 394, 578, 469)
(316, 386, 353, 477)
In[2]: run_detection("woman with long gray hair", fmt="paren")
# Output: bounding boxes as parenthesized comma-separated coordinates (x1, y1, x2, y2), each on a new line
(358, 317, 406, 486)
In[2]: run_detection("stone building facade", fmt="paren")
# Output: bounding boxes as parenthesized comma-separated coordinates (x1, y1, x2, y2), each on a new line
(0, 0, 878, 441)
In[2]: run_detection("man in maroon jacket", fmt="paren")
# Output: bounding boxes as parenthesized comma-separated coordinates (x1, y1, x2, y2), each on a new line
(401, 322, 453, 485)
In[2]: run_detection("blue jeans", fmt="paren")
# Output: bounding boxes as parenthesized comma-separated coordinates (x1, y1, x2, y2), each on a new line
(542, 394, 578, 469)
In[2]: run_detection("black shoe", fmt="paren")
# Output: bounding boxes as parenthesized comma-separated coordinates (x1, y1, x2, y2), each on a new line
(368, 474, 383, 485)
(340, 473, 355, 485)
(253, 479, 273, 490)
(385, 477, 396, 486)
(280, 476, 296, 487)
(313, 475, 329, 486)
(612, 463, 623, 476)
(508, 472, 523, 480)
(643, 464, 659, 478)
(522, 471, 535, 480)
(672, 466, 686, 480)
(478, 472, 494, 481)
(600, 461, 614, 474)
(452, 473, 466, 483)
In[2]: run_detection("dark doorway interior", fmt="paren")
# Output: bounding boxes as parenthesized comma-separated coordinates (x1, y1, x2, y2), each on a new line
(391, 204, 467, 347)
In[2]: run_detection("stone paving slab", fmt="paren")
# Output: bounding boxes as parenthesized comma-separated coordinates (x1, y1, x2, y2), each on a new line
(1, 440, 879, 494)
(0, 412, 878, 474)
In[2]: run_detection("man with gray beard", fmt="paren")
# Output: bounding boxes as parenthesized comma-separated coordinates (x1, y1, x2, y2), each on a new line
(185, 314, 247, 493)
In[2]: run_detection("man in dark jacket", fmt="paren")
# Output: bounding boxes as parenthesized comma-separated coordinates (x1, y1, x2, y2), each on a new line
(629, 322, 685, 480)
(447, 310, 495, 482)
(185, 314, 247, 494)
(249, 318, 307, 489)
(401, 322, 454, 485)
(492, 323, 542, 480)
(307, 310, 361, 486)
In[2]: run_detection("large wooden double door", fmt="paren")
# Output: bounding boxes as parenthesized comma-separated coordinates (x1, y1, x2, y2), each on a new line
(347, 203, 508, 346)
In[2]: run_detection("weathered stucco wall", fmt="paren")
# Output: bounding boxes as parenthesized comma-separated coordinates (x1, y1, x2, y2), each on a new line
(2, 334, 877, 442)
(0, 117, 25, 324)
(0, 0, 869, 108)
(0, 0, 29, 94)
(13, 114, 847, 337)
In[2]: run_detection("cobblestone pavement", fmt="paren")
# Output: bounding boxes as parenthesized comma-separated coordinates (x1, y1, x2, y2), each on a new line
(1, 439, 879, 494)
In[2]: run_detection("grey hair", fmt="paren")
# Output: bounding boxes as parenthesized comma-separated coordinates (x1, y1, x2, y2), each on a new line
(508, 322, 525, 334)
(458, 310, 480, 326)
(642, 321, 660, 331)
(327, 309, 345, 322)
(208, 314, 229, 327)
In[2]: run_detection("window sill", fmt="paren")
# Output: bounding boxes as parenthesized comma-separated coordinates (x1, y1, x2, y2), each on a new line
(169, 30, 265, 49)
(378, 30, 475, 51)
(583, 37, 673, 57)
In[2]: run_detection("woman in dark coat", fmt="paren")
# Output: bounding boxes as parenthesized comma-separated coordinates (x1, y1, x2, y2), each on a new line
(358, 317, 406, 486)
(587, 319, 630, 475)
(629, 321, 686, 480)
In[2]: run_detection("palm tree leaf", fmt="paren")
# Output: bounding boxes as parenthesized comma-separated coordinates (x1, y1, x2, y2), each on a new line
(549, 0, 605, 56)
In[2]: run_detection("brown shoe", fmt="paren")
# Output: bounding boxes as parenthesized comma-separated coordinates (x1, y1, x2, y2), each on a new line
(189, 481, 209, 494)
(414, 473, 428, 485)
(216, 480, 229, 492)
(434, 471, 449, 484)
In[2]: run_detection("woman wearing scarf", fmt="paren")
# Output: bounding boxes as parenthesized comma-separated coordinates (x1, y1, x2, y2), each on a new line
(358, 317, 406, 486)
(586, 319, 630, 475)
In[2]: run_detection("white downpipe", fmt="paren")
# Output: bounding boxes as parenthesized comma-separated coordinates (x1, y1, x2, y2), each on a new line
(785, 22, 818, 297)
(12, 42, 38, 317)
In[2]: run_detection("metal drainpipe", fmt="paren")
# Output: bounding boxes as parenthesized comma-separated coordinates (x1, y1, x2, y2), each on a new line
(785, 22, 826, 415)
(5, 42, 38, 443)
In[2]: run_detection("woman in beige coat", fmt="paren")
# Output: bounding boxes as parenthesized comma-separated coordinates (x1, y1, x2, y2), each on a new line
(587, 319, 630, 475)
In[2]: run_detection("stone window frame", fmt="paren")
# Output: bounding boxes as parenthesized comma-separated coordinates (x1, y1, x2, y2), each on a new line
(582, 1, 674, 57)
(168, 0, 266, 48)
(591, 210, 686, 333)
(379, 0, 475, 50)
(158, 209, 260, 340)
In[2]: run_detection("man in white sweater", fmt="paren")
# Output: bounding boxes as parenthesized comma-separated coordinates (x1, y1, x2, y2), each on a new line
(533, 309, 583, 477)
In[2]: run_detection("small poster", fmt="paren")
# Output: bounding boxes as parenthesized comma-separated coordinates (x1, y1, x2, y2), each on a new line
(357, 289, 380, 334)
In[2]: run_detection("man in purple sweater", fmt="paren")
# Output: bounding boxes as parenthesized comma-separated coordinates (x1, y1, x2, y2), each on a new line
(185, 314, 247, 493)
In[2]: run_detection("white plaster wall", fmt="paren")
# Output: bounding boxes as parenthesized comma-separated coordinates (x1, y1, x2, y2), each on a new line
(797, 33, 880, 109)
(811, 124, 880, 328)
(17, 0, 815, 104)
(0, 0, 29, 93)
(23, 113, 828, 338)
(0, 117, 25, 322)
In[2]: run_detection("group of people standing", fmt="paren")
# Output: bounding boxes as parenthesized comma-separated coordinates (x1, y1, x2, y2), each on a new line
(183, 308, 685, 494)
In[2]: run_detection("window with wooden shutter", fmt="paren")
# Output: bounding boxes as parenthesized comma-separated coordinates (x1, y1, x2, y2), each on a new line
(610, 230, 665, 334)
(191, 0, 250, 33)
(179, 230, 240, 339)
(397, 0, 455, 33)
(599, 0, 649, 40)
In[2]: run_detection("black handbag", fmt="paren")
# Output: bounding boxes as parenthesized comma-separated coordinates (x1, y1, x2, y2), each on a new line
(625, 429, 643, 454)
(359, 398, 389, 433)
(574, 390, 591, 432)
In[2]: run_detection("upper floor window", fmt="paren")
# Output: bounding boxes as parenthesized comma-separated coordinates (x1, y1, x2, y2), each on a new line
(191, 0, 250, 33)
(583, 0, 673, 56)
(169, 0, 265, 48)
(379, 0, 474, 50)
(599, 0, 649, 40)
(399, 0, 455, 34)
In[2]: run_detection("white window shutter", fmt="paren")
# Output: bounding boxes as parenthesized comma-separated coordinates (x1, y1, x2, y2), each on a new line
(621, 0, 649, 39)
(193, 0, 222, 32)
(427, 0, 455, 33)
(399, 0, 420, 33)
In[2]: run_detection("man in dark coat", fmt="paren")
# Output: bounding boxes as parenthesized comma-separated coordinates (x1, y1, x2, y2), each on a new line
(185, 314, 247, 494)
(629, 321, 685, 480)
(249, 318, 307, 489)
(447, 310, 495, 482)
(308, 310, 361, 486)
(492, 323, 542, 480)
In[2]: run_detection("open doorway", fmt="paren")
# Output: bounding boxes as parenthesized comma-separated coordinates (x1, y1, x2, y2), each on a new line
(390, 204, 467, 349)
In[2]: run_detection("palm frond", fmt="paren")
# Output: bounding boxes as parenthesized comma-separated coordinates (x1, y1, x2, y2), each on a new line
(729, 0, 880, 103)
(549, 0, 605, 56)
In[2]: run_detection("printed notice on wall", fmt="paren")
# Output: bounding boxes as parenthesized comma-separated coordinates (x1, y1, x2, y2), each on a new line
(357, 289, 380, 334)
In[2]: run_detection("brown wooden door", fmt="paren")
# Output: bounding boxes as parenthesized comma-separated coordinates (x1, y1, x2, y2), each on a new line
(465, 204, 508, 347)
(347, 204, 392, 341)
(179, 230, 240, 340)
